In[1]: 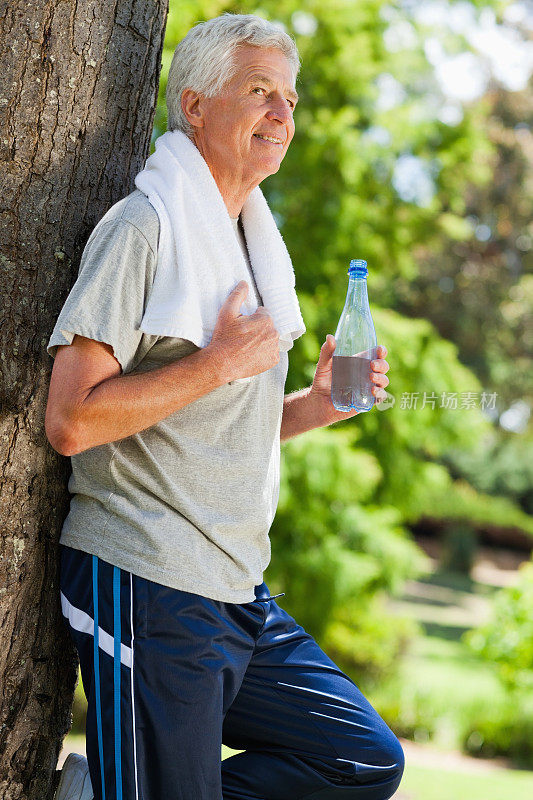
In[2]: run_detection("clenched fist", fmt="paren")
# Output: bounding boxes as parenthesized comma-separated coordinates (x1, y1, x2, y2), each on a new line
(207, 281, 280, 383)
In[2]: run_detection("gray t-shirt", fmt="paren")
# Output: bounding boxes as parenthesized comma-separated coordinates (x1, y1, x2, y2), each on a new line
(47, 189, 289, 603)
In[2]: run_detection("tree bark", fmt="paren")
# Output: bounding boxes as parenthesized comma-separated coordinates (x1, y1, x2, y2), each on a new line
(0, 1, 168, 797)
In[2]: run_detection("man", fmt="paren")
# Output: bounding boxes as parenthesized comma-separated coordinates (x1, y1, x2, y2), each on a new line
(46, 13, 400, 800)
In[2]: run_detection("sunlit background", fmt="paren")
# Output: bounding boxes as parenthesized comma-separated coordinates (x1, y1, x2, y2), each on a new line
(63, 2, 533, 797)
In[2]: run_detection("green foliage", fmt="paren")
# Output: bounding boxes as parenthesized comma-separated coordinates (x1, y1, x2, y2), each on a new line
(371, 676, 437, 742)
(396, 85, 533, 408)
(446, 430, 533, 516)
(464, 561, 533, 691)
(322, 599, 421, 685)
(405, 472, 533, 539)
(352, 307, 491, 516)
(461, 697, 533, 768)
(266, 428, 429, 642)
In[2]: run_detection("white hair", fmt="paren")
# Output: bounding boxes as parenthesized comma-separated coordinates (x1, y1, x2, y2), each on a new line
(166, 13, 301, 137)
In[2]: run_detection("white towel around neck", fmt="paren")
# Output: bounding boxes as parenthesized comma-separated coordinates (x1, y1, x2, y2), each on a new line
(133, 129, 305, 351)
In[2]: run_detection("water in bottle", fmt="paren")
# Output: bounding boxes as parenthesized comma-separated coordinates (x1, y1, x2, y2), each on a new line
(331, 259, 377, 413)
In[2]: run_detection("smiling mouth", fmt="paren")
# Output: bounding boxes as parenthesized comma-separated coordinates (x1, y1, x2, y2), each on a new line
(253, 134, 284, 145)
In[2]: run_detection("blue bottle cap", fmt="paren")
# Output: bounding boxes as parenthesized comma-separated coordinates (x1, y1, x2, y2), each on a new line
(348, 259, 368, 277)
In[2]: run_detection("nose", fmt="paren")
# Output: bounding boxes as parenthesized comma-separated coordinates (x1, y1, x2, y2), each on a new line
(265, 95, 294, 126)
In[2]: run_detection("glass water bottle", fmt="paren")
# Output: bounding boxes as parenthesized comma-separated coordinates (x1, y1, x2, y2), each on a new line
(331, 259, 377, 413)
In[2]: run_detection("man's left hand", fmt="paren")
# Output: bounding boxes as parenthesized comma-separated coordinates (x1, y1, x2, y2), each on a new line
(309, 336, 389, 425)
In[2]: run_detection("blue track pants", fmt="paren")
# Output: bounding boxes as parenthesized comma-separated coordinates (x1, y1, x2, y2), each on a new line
(60, 544, 404, 799)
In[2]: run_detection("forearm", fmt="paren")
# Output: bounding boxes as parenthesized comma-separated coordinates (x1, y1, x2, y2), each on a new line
(280, 387, 331, 441)
(64, 346, 227, 455)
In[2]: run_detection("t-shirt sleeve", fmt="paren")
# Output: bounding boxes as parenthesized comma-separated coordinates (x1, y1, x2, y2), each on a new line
(47, 219, 157, 374)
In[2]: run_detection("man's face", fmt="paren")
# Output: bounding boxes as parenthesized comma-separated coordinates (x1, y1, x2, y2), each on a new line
(192, 46, 298, 190)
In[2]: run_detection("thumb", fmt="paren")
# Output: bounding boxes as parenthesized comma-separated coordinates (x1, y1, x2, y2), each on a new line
(315, 335, 336, 373)
(325, 334, 336, 352)
(321, 334, 336, 359)
(218, 281, 249, 321)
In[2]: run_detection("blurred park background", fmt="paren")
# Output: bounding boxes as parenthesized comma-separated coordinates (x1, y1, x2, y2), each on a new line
(62, 0, 533, 796)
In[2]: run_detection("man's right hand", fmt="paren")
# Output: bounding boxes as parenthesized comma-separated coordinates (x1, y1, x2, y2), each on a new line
(208, 281, 280, 382)
(46, 282, 279, 456)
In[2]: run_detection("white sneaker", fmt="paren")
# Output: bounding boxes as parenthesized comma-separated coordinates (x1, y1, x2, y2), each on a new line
(55, 753, 94, 800)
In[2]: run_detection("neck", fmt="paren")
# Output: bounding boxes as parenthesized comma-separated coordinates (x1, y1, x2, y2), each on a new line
(215, 179, 252, 218)
(192, 134, 258, 218)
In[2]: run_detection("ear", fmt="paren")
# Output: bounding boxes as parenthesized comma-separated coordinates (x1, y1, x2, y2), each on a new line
(181, 88, 206, 129)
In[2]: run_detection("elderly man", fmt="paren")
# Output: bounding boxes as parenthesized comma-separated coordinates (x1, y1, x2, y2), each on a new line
(47, 13, 401, 800)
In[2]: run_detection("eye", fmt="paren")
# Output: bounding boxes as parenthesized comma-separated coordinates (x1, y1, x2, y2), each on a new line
(252, 87, 267, 96)
(287, 99, 295, 109)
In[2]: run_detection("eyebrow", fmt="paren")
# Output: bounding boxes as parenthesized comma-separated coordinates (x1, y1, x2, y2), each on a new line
(247, 74, 299, 103)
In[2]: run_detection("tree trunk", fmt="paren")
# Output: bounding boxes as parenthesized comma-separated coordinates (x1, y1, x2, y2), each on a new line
(0, 1, 168, 797)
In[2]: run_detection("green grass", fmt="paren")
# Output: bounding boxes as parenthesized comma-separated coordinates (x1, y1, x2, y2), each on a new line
(401, 634, 506, 709)
(398, 762, 533, 800)
(371, 567, 524, 751)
